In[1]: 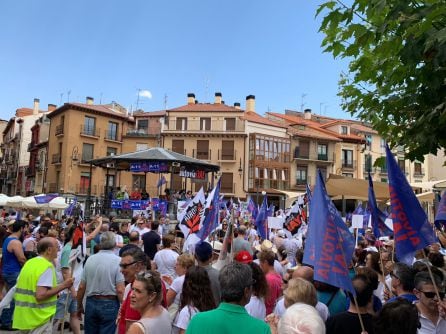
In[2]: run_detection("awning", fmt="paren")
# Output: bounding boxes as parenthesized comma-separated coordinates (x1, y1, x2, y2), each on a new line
(325, 174, 390, 201)
(410, 180, 446, 191)
(273, 189, 305, 207)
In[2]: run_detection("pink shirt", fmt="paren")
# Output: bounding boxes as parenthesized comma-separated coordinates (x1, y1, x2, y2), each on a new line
(265, 271, 282, 315)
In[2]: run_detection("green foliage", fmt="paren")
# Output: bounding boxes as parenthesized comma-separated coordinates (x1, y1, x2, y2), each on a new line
(317, 0, 446, 161)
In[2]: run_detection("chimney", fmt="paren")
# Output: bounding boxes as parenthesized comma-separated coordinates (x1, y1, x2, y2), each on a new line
(304, 108, 312, 120)
(246, 95, 255, 112)
(187, 93, 195, 105)
(33, 98, 40, 115)
(214, 92, 222, 104)
(234, 102, 241, 110)
(86, 96, 94, 105)
(47, 104, 57, 112)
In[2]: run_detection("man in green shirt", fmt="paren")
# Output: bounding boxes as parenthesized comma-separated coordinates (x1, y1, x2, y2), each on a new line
(186, 262, 271, 334)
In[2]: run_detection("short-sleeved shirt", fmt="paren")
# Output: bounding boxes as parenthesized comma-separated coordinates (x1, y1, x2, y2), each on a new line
(173, 305, 198, 333)
(81, 250, 124, 296)
(142, 231, 161, 260)
(169, 275, 185, 306)
(154, 249, 178, 279)
(264, 272, 282, 315)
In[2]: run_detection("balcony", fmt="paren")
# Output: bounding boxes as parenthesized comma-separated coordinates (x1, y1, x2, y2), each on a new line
(363, 163, 373, 172)
(163, 119, 245, 133)
(55, 124, 64, 136)
(218, 149, 238, 162)
(294, 149, 334, 163)
(75, 184, 97, 195)
(125, 127, 160, 138)
(80, 126, 100, 138)
(341, 160, 356, 170)
(104, 130, 121, 142)
(192, 149, 212, 160)
(413, 168, 425, 177)
(51, 153, 62, 164)
(375, 166, 388, 174)
(295, 179, 308, 186)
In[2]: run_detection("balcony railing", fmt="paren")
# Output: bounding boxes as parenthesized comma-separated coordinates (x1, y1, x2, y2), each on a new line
(413, 168, 425, 177)
(125, 126, 160, 137)
(55, 124, 64, 136)
(341, 160, 356, 169)
(192, 149, 212, 160)
(294, 148, 334, 162)
(376, 166, 388, 174)
(75, 184, 97, 195)
(164, 119, 245, 132)
(218, 149, 238, 161)
(105, 130, 121, 142)
(363, 163, 373, 172)
(295, 179, 307, 186)
(51, 153, 61, 164)
(80, 126, 100, 137)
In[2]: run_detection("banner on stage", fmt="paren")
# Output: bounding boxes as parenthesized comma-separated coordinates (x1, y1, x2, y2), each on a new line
(130, 162, 170, 173)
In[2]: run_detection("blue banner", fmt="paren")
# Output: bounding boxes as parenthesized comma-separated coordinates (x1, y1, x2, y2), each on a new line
(255, 195, 269, 241)
(367, 172, 393, 238)
(386, 144, 436, 263)
(130, 162, 169, 173)
(111, 199, 167, 210)
(34, 193, 59, 204)
(303, 170, 356, 295)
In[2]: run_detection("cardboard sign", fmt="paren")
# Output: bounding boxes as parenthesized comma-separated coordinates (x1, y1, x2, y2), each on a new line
(352, 214, 364, 229)
(268, 216, 284, 229)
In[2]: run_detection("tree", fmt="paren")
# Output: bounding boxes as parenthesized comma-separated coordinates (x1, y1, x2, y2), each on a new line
(317, 0, 446, 161)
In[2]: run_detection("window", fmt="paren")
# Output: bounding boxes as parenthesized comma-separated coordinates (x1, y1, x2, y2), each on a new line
(176, 117, 187, 130)
(225, 118, 235, 131)
(221, 140, 234, 160)
(341, 126, 348, 135)
(221, 173, 234, 193)
(200, 118, 211, 131)
(296, 141, 309, 159)
(82, 143, 94, 162)
(172, 140, 184, 154)
(317, 144, 328, 160)
(414, 162, 423, 175)
(137, 119, 148, 131)
(196, 140, 209, 159)
(79, 172, 90, 194)
(318, 167, 327, 180)
(343, 173, 354, 178)
(380, 139, 386, 153)
(107, 122, 118, 141)
(342, 149, 353, 168)
(84, 116, 96, 136)
(365, 134, 372, 150)
(136, 143, 148, 151)
(107, 147, 117, 156)
(398, 159, 406, 174)
(296, 166, 307, 185)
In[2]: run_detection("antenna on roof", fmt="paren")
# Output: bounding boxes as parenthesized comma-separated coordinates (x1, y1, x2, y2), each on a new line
(100, 92, 103, 104)
(204, 76, 210, 102)
(164, 94, 168, 110)
(136, 89, 141, 110)
(59, 93, 64, 105)
(300, 93, 307, 111)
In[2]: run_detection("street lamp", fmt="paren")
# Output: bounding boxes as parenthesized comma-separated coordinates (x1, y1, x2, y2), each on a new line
(238, 158, 243, 179)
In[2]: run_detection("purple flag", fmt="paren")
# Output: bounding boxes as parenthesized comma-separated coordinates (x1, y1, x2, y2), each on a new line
(434, 192, 446, 230)
(306, 183, 312, 204)
(64, 197, 78, 216)
(367, 172, 393, 238)
(247, 198, 258, 220)
(386, 144, 436, 263)
(157, 175, 167, 188)
(303, 170, 356, 295)
(197, 178, 221, 241)
(255, 195, 269, 241)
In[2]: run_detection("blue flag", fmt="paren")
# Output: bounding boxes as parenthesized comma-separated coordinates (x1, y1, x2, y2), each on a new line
(306, 183, 312, 204)
(434, 192, 446, 230)
(247, 198, 258, 220)
(367, 172, 393, 238)
(64, 197, 78, 216)
(157, 175, 167, 188)
(255, 195, 269, 240)
(303, 170, 356, 295)
(34, 193, 59, 204)
(197, 178, 221, 241)
(386, 144, 436, 263)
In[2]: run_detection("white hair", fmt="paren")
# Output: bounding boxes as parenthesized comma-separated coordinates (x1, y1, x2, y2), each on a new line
(278, 303, 325, 334)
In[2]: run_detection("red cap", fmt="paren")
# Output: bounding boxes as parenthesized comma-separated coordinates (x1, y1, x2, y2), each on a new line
(235, 251, 253, 264)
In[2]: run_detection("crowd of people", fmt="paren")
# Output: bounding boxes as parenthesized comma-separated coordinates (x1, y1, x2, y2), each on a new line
(0, 206, 445, 334)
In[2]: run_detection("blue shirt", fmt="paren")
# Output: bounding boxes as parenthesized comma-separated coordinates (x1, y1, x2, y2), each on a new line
(2, 236, 22, 274)
(387, 293, 418, 304)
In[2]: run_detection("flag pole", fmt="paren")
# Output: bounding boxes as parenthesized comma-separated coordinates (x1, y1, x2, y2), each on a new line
(352, 296, 366, 333)
(378, 246, 393, 298)
(422, 251, 442, 301)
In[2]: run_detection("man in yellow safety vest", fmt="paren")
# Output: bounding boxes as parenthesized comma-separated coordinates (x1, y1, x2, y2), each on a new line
(13, 237, 74, 333)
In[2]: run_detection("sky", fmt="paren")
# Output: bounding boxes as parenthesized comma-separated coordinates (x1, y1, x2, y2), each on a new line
(0, 0, 351, 120)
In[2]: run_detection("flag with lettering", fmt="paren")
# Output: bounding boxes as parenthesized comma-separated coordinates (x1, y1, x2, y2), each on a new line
(247, 198, 258, 220)
(197, 178, 221, 241)
(34, 193, 59, 204)
(178, 187, 206, 238)
(64, 197, 78, 217)
(255, 195, 269, 241)
(367, 172, 393, 238)
(386, 144, 436, 264)
(303, 170, 355, 295)
(434, 192, 446, 230)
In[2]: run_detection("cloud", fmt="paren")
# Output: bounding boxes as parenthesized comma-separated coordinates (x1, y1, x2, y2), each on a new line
(138, 90, 152, 99)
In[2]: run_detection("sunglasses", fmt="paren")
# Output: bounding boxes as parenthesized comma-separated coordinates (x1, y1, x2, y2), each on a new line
(119, 261, 138, 269)
(419, 290, 445, 299)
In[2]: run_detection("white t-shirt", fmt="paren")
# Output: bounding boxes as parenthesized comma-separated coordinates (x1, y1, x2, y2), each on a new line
(130, 225, 150, 237)
(114, 234, 124, 256)
(274, 298, 329, 321)
(38, 267, 54, 287)
(245, 295, 266, 320)
(173, 305, 198, 333)
(169, 275, 185, 307)
(154, 249, 179, 279)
